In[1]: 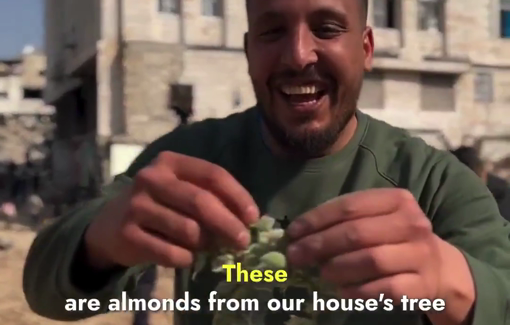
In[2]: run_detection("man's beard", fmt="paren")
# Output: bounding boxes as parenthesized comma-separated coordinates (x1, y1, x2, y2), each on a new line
(252, 65, 362, 158)
(258, 104, 356, 159)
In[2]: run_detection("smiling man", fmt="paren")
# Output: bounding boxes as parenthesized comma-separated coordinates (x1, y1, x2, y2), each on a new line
(22, 1, 510, 325)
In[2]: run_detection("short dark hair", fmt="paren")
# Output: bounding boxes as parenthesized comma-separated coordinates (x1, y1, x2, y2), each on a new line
(246, 0, 369, 24)
(361, 0, 368, 22)
(450, 146, 484, 172)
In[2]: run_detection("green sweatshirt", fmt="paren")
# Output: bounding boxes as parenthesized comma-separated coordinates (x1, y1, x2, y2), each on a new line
(23, 107, 510, 324)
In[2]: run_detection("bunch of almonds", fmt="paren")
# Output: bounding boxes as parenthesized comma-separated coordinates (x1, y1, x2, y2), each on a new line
(193, 216, 336, 325)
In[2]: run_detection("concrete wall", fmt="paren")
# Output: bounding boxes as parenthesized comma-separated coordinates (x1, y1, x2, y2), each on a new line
(0, 74, 52, 115)
(20, 52, 46, 89)
(122, 41, 184, 143)
(44, 0, 81, 104)
(121, 0, 246, 48)
(61, 0, 101, 74)
(178, 50, 255, 120)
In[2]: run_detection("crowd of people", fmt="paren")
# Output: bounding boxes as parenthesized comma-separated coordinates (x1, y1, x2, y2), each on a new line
(0, 160, 44, 249)
(450, 146, 510, 221)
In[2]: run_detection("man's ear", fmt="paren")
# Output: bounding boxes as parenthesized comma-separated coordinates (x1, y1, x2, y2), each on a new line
(243, 33, 248, 58)
(363, 27, 374, 71)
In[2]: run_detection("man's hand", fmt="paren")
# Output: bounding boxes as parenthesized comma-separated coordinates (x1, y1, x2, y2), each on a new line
(84, 152, 259, 270)
(285, 188, 475, 325)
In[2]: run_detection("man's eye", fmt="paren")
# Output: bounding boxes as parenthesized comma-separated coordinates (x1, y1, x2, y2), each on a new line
(313, 25, 344, 39)
(260, 27, 285, 36)
(259, 28, 285, 41)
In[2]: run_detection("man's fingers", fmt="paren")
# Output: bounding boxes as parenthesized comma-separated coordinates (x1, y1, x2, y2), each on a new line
(131, 194, 210, 250)
(287, 213, 413, 265)
(320, 243, 423, 287)
(142, 175, 250, 249)
(157, 152, 259, 225)
(339, 273, 426, 301)
(123, 224, 194, 268)
(287, 188, 416, 238)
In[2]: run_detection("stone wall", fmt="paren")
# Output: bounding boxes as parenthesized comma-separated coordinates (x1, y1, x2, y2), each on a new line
(122, 41, 184, 143)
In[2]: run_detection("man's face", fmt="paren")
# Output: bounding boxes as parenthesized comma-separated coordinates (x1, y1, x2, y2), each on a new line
(245, 0, 373, 157)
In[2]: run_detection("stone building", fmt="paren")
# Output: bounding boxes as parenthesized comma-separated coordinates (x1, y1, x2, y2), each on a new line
(0, 46, 54, 164)
(44, 0, 510, 183)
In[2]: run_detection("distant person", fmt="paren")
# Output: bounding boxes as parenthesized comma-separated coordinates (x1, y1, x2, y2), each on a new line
(450, 146, 510, 221)
(0, 201, 16, 250)
(132, 266, 157, 325)
(27, 193, 44, 227)
(7, 162, 19, 203)
(0, 201, 17, 230)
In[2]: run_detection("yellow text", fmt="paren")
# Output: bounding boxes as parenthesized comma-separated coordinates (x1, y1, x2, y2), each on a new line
(223, 263, 287, 283)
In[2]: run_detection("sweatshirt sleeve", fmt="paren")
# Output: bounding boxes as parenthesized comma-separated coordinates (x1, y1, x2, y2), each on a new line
(22, 175, 147, 321)
(426, 155, 510, 325)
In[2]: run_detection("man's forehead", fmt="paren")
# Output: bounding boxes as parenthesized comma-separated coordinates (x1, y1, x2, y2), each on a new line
(247, 0, 357, 17)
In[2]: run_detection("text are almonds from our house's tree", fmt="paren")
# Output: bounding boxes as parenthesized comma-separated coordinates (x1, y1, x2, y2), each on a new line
(64, 292, 446, 313)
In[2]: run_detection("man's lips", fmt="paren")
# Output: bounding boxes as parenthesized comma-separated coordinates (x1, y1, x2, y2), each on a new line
(274, 83, 329, 114)
(276, 79, 329, 94)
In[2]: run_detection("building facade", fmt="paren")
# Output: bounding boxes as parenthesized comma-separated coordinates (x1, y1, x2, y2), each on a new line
(44, 0, 510, 183)
(0, 47, 54, 164)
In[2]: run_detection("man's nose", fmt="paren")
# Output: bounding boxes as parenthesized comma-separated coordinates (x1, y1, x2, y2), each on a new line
(280, 27, 318, 71)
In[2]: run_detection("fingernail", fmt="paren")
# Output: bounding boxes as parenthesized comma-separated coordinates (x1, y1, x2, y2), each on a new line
(237, 230, 251, 247)
(287, 221, 305, 238)
(245, 205, 259, 224)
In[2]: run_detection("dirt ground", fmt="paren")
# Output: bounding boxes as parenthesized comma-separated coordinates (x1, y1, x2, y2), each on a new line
(0, 223, 174, 325)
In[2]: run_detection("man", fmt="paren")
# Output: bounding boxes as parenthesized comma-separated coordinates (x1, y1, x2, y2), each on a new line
(22, 1, 510, 325)
(26, 192, 44, 228)
(8, 162, 22, 206)
(450, 146, 510, 221)
(0, 201, 17, 230)
(0, 201, 16, 250)
(131, 265, 157, 325)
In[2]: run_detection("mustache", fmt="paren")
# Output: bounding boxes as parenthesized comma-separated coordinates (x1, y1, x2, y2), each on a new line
(269, 65, 329, 84)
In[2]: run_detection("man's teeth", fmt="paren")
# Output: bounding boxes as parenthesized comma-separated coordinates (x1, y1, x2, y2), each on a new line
(281, 85, 320, 95)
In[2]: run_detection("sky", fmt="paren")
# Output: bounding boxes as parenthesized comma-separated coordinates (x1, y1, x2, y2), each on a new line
(0, 0, 43, 59)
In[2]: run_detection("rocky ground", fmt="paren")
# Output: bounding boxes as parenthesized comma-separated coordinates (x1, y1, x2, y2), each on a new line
(0, 223, 174, 325)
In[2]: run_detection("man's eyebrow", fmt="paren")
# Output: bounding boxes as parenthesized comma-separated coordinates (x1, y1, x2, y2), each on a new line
(310, 7, 349, 24)
(252, 10, 285, 26)
(251, 7, 350, 26)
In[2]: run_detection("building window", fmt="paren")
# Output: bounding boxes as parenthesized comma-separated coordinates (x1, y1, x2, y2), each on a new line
(169, 84, 193, 124)
(420, 73, 456, 111)
(202, 0, 223, 17)
(418, 0, 444, 32)
(23, 88, 42, 99)
(501, 0, 510, 38)
(373, 0, 400, 29)
(358, 70, 385, 109)
(159, 0, 180, 14)
(0, 91, 7, 99)
(474, 72, 493, 103)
